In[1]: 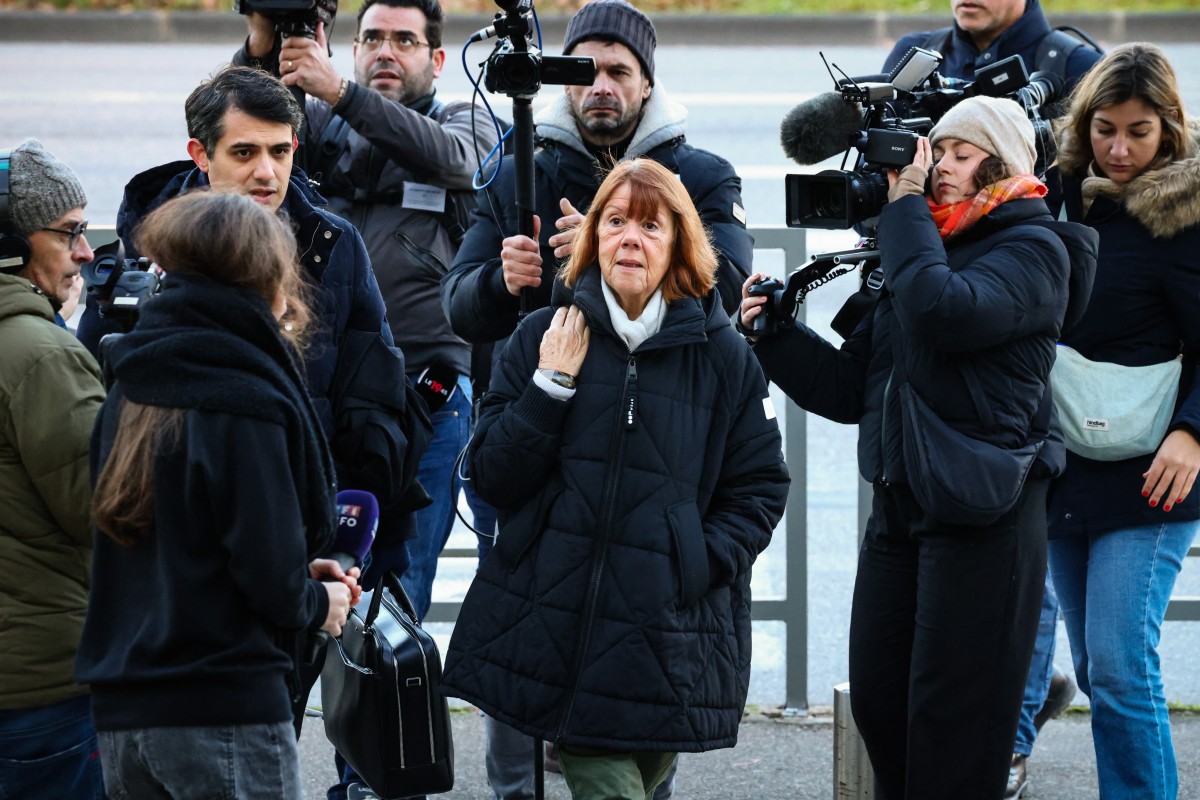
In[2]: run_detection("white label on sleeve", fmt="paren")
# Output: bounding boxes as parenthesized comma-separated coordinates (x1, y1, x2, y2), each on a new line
(732, 202, 747, 225)
(763, 397, 777, 420)
(402, 182, 447, 213)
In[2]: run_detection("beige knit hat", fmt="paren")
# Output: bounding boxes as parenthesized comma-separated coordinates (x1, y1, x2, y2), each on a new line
(929, 96, 1037, 176)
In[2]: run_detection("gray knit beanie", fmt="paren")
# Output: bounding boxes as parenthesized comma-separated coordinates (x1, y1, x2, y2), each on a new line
(7, 139, 87, 237)
(563, 0, 656, 85)
(929, 96, 1037, 177)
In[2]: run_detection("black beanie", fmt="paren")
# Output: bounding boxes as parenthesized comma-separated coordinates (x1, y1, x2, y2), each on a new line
(563, 0, 656, 85)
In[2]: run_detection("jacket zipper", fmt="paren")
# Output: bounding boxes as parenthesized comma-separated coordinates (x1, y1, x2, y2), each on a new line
(880, 367, 895, 485)
(555, 354, 638, 742)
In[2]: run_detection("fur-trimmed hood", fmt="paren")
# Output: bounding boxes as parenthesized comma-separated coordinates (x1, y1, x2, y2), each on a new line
(1069, 119, 1200, 239)
(534, 83, 688, 161)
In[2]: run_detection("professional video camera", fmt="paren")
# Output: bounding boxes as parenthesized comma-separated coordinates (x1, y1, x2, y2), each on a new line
(234, 0, 336, 41)
(80, 240, 162, 328)
(782, 48, 1063, 230)
(744, 49, 1063, 336)
(478, 0, 595, 97)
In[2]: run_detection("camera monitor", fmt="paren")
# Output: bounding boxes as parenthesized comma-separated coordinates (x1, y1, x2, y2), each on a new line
(889, 47, 943, 93)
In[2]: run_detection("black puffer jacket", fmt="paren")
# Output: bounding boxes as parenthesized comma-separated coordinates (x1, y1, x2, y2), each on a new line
(1049, 124, 1200, 537)
(755, 194, 1096, 493)
(442, 267, 789, 752)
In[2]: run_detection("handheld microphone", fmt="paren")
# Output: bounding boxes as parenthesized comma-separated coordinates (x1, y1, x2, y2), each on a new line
(308, 490, 380, 661)
(328, 489, 380, 573)
(780, 92, 865, 166)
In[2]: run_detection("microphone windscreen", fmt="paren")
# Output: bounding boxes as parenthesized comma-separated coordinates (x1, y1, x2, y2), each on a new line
(333, 489, 380, 564)
(780, 92, 865, 166)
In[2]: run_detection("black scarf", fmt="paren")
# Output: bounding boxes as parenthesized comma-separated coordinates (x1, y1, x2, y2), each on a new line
(107, 272, 337, 555)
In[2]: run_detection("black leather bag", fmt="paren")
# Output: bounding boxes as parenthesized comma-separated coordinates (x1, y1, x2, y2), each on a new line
(322, 572, 454, 798)
(899, 382, 1042, 527)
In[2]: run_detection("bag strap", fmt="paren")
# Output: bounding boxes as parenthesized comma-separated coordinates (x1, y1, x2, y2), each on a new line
(309, 113, 352, 187)
(362, 571, 422, 628)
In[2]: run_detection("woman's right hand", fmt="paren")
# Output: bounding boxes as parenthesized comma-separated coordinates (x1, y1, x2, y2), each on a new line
(539, 305, 590, 377)
(887, 137, 933, 203)
(320, 581, 353, 637)
(739, 272, 773, 337)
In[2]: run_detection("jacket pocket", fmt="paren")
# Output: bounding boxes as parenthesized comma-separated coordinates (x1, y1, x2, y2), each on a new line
(394, 230, 450, 280)
(667, 501, 709, 607)
(494, 480, 564, 569)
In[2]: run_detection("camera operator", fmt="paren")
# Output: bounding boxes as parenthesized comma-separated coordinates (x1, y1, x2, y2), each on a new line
(885, 0, 1100, 112)
(741, 97, 1096, 799)
(441, 0, 753, 344)
(883, 8, 1102, 794)
(236, 0, 499, 631)
(0, 139, 106, 800)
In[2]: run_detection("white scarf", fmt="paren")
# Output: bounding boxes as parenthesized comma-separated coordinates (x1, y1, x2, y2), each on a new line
(601, 280, 666, 352)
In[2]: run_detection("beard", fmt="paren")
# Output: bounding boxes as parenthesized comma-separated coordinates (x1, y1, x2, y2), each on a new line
(356, 59, 434, 106)
(573, 96, 642, 145)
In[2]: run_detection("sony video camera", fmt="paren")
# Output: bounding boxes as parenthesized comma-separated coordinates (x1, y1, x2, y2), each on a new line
(234, 0, 336, 41)
(786, 47, 1063, 230)
(81, 240, 162, 329)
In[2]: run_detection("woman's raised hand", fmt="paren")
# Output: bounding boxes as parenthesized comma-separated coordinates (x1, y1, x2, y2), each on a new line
(538, 305, 591, 377)
(887, 136, 933, 203)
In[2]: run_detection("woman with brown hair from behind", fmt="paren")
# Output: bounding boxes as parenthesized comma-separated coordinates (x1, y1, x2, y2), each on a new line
(74, 190, 357, 799)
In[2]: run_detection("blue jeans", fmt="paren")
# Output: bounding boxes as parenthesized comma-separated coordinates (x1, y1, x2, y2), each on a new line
(465, 477, 498, 562)
(1049, 518, 1199, 800)
(0, 694, 105, 800)
(98, 721, 298, 800)
(401, 374, 472, 623)
(1014, 571, 1059, 756)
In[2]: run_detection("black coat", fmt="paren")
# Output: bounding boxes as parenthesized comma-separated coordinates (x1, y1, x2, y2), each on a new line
(756, 194, 1095, 497)
(1049, 131, 1200, 537)
(441, 268, 789, 752)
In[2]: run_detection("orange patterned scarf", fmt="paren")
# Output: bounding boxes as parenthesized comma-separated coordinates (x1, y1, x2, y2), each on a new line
(927, 175, 1047, 240)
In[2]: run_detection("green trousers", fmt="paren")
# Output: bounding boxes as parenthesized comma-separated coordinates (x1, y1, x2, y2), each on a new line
(557, 746, 678, 800)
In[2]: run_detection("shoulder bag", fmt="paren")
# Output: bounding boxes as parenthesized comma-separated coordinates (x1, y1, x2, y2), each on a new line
(1050, 344, 1182, 461)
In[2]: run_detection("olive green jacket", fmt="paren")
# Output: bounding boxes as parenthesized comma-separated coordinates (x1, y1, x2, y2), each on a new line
(0, 273, 104, 710)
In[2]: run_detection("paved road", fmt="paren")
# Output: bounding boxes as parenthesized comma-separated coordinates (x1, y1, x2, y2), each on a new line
(3, 22, 1199, 713)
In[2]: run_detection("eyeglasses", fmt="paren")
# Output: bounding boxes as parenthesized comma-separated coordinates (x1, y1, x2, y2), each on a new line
(355, 31, 432, 55)
(39, 220, 88, 250)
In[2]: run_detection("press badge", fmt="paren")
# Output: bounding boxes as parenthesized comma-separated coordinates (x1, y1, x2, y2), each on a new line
(402, 182, 447, 213)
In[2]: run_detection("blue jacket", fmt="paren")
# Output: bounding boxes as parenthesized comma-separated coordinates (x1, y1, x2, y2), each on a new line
(1049, 126, 1200, 537)
(78, 161, 393, 442)
(755, 195, 1095, 505)
(442, 267, 789, 752)
(883, 0, 1101, 100)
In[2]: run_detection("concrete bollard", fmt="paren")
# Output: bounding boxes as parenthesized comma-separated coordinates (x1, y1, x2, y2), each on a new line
(834, 682, 874, 799)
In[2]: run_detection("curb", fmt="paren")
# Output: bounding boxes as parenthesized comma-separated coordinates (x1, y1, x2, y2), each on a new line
(0, 9, 1197, 47)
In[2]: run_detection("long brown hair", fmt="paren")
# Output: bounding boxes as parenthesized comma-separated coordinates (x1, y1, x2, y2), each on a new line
(1055, 43, 1189, 177)
(92, 191, 311, 545)
(559, 159, 718, 302)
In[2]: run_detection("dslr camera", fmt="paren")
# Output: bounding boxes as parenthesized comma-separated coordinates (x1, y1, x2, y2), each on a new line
(234, 0, 336, 41)
(787, 47, 1062, 230)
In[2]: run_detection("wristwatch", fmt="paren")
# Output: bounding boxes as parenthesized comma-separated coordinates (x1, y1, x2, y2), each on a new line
(538, 368, 577, 390)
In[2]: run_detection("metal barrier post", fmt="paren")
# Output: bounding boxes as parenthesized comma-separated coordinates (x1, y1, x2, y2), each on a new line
(834, 683, 874, 799)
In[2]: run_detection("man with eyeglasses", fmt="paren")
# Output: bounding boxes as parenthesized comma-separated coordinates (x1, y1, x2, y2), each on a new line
(237, 0, 498, 630)
(0, 138, 107, 800)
